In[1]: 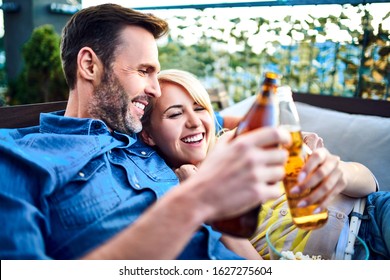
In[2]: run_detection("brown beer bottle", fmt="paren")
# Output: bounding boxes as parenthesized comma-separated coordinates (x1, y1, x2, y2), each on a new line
(210, 72, 280, 238)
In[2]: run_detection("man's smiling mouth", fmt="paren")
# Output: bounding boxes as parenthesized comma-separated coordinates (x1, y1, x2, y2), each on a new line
(133, 101, 146, 111)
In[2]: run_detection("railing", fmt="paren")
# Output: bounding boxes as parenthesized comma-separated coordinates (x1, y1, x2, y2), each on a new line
(0, 101, 67, 128)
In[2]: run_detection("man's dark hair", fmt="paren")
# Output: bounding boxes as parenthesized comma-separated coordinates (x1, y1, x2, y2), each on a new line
(60, 4, 169, 89)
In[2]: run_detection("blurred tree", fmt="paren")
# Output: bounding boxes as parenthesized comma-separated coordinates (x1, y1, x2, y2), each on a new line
(157, 3, 390, 103)
(6, 24, 68, 105)
(0, 91, 5, 106)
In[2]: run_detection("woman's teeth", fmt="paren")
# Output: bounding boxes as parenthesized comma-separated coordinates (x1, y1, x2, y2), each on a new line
(182, 133, 203, 143)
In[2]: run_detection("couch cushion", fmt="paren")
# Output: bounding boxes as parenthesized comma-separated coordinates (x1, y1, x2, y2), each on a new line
(296, 102, 390, 191)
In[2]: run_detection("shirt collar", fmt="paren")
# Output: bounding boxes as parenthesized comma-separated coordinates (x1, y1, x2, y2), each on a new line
(39, 110, 137, 147)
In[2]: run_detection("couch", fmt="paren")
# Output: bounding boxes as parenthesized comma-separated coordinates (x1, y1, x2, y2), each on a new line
(220, 96, 390, 191)
(1, 99, 389, 190)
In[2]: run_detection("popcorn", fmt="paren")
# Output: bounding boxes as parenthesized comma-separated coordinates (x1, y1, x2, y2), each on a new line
(280, 250, 323, 260)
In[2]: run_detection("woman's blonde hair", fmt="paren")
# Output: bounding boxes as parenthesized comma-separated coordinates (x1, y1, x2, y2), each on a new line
(142, 69, 218, 150)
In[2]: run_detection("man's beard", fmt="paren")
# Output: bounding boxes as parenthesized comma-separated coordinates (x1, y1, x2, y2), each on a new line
(88, 72, 142, 134)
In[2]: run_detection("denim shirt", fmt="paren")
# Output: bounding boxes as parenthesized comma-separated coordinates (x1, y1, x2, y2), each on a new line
(0, 111, 243, 260)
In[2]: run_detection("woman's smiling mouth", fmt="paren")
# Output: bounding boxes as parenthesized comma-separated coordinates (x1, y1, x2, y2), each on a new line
(181, 133, 204, 144)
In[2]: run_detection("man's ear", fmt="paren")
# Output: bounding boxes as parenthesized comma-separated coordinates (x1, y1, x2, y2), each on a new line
(77, 47, 102, 84)
(140, 129, 156, 146)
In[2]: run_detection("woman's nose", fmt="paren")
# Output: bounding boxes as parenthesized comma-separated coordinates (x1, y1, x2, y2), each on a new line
(186, 112, 201, 128)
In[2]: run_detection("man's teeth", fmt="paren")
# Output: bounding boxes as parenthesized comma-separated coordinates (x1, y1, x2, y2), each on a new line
(182, 134, 203, 143)
(133, 102, 145, 110)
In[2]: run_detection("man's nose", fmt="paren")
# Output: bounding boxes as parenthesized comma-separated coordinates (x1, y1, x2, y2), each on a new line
(145, 76, 161, 98)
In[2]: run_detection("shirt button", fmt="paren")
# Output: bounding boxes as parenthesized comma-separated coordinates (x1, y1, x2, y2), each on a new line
(336, 213, 344, 219)
(141, 151, 146, 155)
(280, 209, 288, 216)
(78, 172, 85, 178)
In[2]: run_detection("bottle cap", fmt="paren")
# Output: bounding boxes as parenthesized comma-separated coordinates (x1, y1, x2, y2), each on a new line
(263, 72, 280, 86)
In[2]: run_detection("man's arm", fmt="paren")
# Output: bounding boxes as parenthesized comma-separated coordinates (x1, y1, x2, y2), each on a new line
(82, 127, 290, 259)
(81, 184, 210, 259)
(0, 157, 50, 259)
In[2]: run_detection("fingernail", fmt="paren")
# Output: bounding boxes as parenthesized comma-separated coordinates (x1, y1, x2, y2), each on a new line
(298, 172, 306, 183)
(313, 207, 322, 214)
(290, 186, 300, 194)
(297, 200, 307, 208)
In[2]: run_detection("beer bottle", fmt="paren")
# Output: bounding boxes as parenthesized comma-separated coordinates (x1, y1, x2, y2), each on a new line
(277, 86, 328, 230)
(210, 72, 280, 238)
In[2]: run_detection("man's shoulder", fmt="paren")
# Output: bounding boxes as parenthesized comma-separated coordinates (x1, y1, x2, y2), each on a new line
(0, 126, 39, 141)
(0, 127, 109, 181)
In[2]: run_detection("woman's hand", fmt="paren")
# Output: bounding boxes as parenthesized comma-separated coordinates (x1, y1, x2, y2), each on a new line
(299, 132, 376, 202)
(302, 131, 324, 150)
(291, 147, 347, 211)
(175, 164, 198, 182)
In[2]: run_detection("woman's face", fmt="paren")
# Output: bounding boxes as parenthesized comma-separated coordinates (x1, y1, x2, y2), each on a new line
(144, 82, 213, 168)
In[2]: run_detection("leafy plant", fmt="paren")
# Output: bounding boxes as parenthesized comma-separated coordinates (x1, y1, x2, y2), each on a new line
(6, 24, 68, 105)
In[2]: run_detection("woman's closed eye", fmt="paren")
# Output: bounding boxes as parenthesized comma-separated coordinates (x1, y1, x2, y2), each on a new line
(166, 110, 183, 119)
(194, 106, 206, 112)
(164, 104, 205, 119)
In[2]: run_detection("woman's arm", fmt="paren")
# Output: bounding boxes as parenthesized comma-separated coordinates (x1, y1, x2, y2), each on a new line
(220, 235, 262, 260)
(338, 161, 377, 197)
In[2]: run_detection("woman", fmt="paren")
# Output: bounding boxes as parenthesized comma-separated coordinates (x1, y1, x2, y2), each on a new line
(141, 69, 387, 259)
(141, 69, 261, 259)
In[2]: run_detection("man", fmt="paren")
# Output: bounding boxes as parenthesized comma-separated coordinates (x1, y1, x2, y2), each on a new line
(0, 4, 344, 260)
(0, 3, 289, 260)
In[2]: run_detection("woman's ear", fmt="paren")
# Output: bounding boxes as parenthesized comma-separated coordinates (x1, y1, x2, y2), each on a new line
(140, 129, 156, 146)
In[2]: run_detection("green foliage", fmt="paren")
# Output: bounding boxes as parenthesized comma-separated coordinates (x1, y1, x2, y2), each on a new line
(0, 90, 5, 106)
(157, 4, 390, 104)
(159, 37, 218, 78)
(7, 24, 68, 105)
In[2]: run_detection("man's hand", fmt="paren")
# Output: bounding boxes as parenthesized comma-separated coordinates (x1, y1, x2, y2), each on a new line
(182, 127, 291, 222)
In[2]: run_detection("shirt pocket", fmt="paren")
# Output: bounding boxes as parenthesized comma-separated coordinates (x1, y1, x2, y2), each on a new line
(49, 159, 121, 230)
(127, 148, 178, 182)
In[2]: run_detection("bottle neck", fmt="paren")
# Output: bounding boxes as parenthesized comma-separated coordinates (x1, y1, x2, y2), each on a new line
(258, 83, 277, 100)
